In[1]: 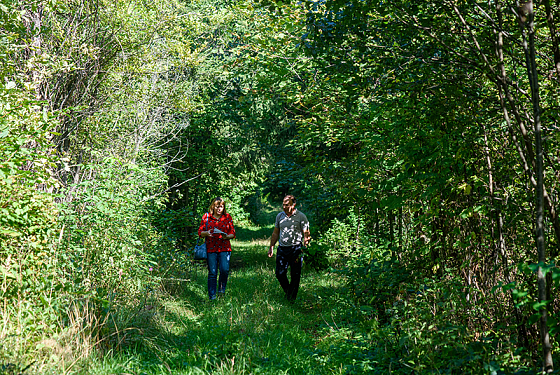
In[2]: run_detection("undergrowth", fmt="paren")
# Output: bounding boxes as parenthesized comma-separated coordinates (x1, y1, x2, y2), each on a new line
(56, 220, 378, 375)
(10, 215, 555, 374)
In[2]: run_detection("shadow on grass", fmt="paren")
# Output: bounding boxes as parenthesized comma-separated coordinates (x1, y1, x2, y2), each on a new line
(113, 292, 344, 373)
(230, 240, 269, 269)
(234, 224, 273, 243)
(93, 243, 355, 375)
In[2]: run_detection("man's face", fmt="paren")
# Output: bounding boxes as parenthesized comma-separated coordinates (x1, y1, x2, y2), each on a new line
(282, 198, 296, 215)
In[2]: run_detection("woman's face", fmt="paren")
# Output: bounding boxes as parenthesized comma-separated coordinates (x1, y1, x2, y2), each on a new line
(215, 203, 224, 215)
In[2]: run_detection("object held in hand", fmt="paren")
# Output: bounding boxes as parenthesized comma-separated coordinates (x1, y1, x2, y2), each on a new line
(212, 228, 228, 236)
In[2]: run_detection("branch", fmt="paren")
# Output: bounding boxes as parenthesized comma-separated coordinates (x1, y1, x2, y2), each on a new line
(141, 173, 204, 202)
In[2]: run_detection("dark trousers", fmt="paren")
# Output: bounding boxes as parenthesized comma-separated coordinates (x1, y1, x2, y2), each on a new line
(275, 245, 303, 300)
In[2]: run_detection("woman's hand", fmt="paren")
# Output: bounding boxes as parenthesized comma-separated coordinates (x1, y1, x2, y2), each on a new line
(202, 230, 213, 238)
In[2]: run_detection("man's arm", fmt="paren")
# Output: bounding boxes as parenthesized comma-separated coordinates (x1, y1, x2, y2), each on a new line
(268, 227, 279, 257)
(303, 229, 311, 247)
(301, 214, 311, 247)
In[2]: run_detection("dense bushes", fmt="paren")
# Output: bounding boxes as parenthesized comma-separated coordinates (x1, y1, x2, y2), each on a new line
(327, 228, 538, 373)
(305, 210, 363, 270)
(57, 158, 166, 304)
(4, 0, 560, 371)
(0, 59, 61, 366)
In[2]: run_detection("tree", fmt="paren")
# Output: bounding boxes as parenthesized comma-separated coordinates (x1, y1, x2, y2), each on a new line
(285, 0, 560, 368)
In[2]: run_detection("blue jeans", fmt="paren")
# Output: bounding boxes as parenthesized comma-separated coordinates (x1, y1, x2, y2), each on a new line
(207, 251, 231, 300)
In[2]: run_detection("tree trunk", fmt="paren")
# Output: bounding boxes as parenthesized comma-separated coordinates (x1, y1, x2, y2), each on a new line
(398, 205, 403, 261)
(518, 1, 553, 371)
(389, 209, 394, 246)
(543, 0, 560, 79)
(492, 2, 533, 351)
(375, 205, 380, 245)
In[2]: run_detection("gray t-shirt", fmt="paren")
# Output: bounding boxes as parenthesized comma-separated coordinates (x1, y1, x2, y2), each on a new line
(275, 209, 310, 247)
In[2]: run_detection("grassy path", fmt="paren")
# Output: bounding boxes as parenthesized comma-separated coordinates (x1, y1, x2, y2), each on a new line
(83, 220, 373, 375)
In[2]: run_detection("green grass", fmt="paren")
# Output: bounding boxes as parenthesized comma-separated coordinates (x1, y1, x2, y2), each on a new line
(70, 221, 377, 375)
(54, 210, 552, 375)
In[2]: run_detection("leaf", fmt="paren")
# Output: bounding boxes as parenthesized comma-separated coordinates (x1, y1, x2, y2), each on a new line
(0, 267, 17, 279)
(0, 228, 22, 237)
(528, 312, 541, 325)
(458, 182, 471, 195)
(532, 300, 551, 311)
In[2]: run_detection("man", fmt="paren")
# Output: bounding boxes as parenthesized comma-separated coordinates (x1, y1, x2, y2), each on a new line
(268, 195, 311, 301)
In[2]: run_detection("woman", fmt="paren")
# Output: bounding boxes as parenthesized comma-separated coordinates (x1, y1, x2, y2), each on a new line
(198, 197, 236, 300)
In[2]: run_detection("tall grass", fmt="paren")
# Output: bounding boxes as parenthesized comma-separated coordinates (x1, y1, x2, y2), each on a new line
(67, 221, 376, 375)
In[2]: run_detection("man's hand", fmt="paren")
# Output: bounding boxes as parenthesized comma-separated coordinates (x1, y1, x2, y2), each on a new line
(303, 230, 311, 247)
(269, 227, 279, 257)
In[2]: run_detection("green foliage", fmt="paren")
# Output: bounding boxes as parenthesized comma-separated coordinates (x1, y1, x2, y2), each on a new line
(137, 0, 282, 240)
(3, 0, 560, 371)
(306, 209, 364, 270)
(58, 157, 165, 301)
(0, 1, 63, 365)
(2, 0, 210, 365)
(238, 0, 560, 368)
(340, 237, 538, 373)
(53, 156, 178, 360)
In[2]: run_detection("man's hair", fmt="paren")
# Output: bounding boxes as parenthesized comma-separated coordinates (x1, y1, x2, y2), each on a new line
(208, 197, 227, 215)
(283, 195, 296, 204)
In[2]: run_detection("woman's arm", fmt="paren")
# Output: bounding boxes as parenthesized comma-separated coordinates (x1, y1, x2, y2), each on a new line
(224, 213, 235, 239)
(198, 214, 212, 238)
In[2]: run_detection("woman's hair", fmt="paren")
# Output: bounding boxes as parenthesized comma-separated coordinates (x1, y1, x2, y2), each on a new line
(208, 197, 227, 215)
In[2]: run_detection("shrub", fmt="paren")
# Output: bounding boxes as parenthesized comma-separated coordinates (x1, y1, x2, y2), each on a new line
(0, 74, 61, 363)
(306, 209, 363, 269)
